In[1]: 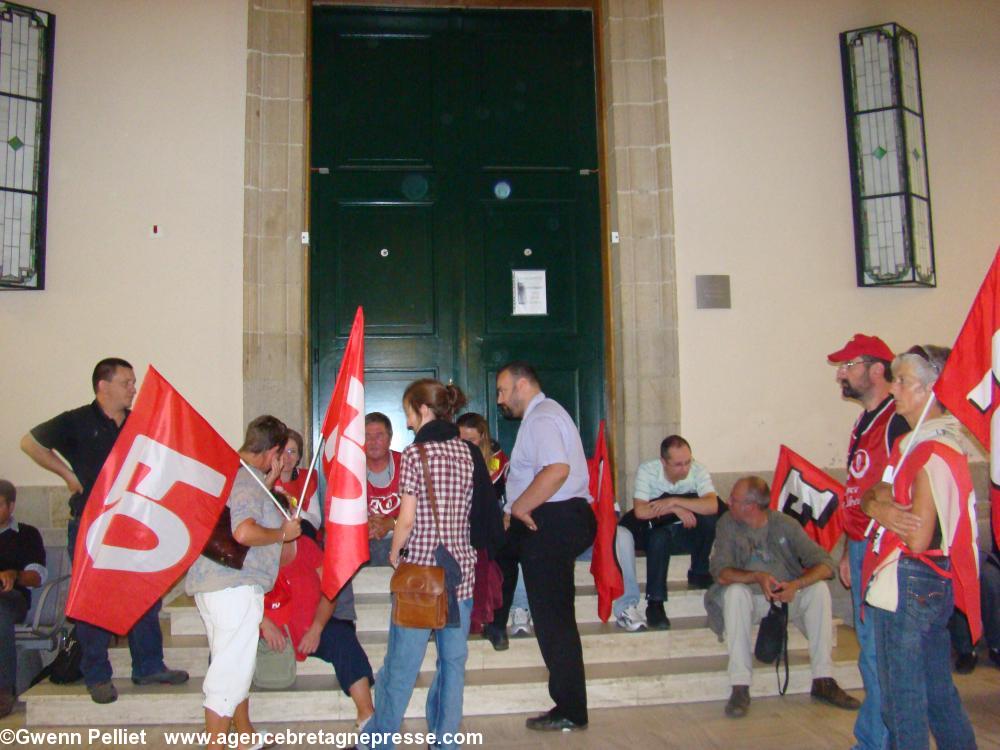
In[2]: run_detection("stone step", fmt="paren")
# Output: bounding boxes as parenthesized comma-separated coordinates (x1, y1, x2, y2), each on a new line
(111, 617, 839, 679)
(349, 555, 672, 594)
(167, 582, 710, 636)
(24, 635, 862, 726)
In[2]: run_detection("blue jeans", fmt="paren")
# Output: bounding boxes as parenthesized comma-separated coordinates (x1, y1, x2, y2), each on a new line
(363, 598, 472, 750)
(871, 556, 977, 750)
(848, 538, 889, 750)
(644, 514, 717, 602)
(0, 591, 28, 692)
(68, 518, 167, 685)
(612, 526, 641, 617)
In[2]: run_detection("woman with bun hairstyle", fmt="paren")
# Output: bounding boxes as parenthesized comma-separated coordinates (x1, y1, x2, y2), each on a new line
(456, 412, 509, 634)
(360, 380, 500, 750)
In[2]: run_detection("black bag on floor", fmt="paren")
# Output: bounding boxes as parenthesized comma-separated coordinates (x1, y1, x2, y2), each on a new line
(43, 625, 83, 685)
(754, 602, 789, 695)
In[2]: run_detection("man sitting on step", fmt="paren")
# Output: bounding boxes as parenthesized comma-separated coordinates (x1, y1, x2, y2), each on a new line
(615, 435, 721, 631)
(0, 479, 46, 719)
(260, 528, 374, 730)
(365, 412, 403, 567)
(705, 476, 859, 718)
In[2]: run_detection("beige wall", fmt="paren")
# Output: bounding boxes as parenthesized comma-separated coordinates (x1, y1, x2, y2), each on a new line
(1, 0, 249, 487)
(3, 0, 997, 506)
(664, 0, 999, 477)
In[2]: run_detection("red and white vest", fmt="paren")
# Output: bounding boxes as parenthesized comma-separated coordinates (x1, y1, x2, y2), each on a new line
(842, 399, 898, 541)
(861, 430, 982, 642)
(368, 450, 402, 517)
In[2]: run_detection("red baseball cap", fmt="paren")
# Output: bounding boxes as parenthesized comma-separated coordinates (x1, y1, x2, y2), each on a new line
(827, 334, 894, 363)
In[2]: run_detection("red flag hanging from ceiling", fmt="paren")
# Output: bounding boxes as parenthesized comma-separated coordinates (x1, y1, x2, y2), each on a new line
(588, 420, 623, 622)
(320, 306, 370, 599)
(934, 247, 1000, 550)
(66, 367, 240, 634)
(770, 445, 844, 552)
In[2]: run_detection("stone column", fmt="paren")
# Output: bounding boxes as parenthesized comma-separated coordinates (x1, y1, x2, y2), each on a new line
(602, 0, 680, 502)
(244, 0, 309, 439)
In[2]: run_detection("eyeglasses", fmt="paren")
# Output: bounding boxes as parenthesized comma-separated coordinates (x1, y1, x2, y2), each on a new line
(836, 358, 869, 370)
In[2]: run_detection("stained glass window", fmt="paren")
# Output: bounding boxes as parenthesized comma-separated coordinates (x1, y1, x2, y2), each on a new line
(840, 23, 935, 287)
(0, 3, 53, 290)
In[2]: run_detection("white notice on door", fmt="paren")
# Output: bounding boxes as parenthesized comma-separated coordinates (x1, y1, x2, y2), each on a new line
(512, 269, 547, 316)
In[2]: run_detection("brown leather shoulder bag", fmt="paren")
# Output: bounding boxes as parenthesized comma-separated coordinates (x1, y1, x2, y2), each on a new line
(389, 444, 448, 629)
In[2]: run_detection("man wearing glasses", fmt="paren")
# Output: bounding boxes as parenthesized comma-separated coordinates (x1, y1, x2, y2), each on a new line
(707, 476, 859, 718)
(828, 334, 909, 750)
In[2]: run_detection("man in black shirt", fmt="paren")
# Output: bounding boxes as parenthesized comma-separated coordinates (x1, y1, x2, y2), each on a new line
(20, 358, 187, 704)
(0, 479, 45, 718)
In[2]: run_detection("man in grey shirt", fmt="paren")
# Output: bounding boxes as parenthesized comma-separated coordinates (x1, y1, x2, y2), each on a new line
(495, 361, 595, 732)
(707, 476, 858, 719)
(185, 415, 301, 750)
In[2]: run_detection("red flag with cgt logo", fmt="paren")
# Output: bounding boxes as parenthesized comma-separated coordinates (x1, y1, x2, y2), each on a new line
(65, 367, 240, 634)
(934, 247, 1000, 550)
(320, 307, 370, 600)
(771, 445, 844, 551)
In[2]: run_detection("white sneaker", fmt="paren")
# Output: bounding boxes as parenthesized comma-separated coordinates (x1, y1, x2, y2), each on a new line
(615, 604, 647, 632)
(510, 607, 532, 636)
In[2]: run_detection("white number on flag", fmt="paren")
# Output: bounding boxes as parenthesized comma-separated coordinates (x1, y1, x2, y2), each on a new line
(85, 435, 227, 573)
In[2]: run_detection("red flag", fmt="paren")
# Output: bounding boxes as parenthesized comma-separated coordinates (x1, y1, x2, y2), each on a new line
(66, 367, 240, 634)
(770, 445, 844, 552)
(320, 307, 370, 599)
(934, 247, 1000, 550)
(588, 420, 623, 622)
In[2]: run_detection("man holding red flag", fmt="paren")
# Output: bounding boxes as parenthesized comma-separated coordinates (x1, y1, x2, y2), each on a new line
(185, 415, 301, 750)
(21, 358, 189, 704)
(828, 334, 908, 750)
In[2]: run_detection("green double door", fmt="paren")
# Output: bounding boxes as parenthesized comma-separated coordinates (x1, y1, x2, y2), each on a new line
(310, 7, 605, 454)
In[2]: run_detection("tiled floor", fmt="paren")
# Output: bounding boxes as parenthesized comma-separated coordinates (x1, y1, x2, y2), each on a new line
(4, 657, 999, 749)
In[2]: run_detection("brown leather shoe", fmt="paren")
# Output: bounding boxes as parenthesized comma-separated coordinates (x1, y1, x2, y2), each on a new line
(810, 677, 860, 710)
(724, 685, 750, 718)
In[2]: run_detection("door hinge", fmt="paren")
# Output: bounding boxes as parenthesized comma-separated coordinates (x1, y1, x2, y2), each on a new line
(311, 167, 330, 174)
(579, 168, 598, 175)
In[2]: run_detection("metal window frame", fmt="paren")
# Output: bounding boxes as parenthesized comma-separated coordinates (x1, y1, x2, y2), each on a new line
(840, 22, 936, 288)
(0, 2, 54, 291)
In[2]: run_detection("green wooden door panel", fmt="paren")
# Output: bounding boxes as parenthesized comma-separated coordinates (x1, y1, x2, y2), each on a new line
(334, 204, 436, 336)
(481, 202, 578, 335)
(311, 7, 604, 457)
(475, 34, 586, 168)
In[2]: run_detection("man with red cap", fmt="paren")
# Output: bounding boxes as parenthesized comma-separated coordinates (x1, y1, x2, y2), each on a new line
(828, 334, 909, 750)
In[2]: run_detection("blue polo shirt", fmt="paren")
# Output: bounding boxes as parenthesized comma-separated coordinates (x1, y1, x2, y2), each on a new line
(505, 392, 592, 512)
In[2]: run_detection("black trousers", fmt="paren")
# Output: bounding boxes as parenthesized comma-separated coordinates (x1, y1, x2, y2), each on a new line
(492, 498, 596, 724)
